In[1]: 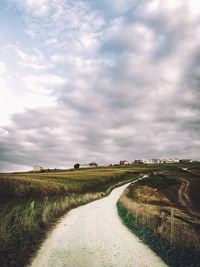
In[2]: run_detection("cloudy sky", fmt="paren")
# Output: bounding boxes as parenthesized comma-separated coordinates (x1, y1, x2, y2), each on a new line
(0, 0, 200, 171)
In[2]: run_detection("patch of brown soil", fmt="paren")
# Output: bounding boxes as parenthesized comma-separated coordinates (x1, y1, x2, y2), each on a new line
(134, 186, 171, 205)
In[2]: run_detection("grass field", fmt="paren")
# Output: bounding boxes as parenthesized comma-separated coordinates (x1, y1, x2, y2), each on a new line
(118, 162, 200, 267)
(1, 162, 198, 267)
(0, 164, 160, 267)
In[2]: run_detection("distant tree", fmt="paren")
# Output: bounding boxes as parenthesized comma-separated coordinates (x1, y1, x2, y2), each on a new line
(74, 163, 80, 169)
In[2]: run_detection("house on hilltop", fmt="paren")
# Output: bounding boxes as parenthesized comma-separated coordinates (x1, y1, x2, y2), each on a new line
(79, 164, 90, 169)
(33, 165, 45, 172)
(89, 162, 98, 167)
(79, 162, 98, 169)
(134, 159, 144, 164)
(119, 160, 129, 165)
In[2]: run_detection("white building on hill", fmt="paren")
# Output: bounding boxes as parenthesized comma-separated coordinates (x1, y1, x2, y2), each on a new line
(119, 160, 129, 165)
(33, 165, 44, 172)
(79, 164, 90, 169)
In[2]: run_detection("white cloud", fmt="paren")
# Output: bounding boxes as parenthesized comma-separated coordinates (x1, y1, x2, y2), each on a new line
(23, 74, 66, 94)
(17, 0, 50, 16)
(16, 49, 53, 71)
(0, 0, 200, 171)
(187, 0, 200, 17)
(0, 62, 7, 75)
(0, 76, 24, 125)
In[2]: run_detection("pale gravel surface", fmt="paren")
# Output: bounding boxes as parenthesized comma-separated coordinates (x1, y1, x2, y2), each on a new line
(30, 182, 167, 267)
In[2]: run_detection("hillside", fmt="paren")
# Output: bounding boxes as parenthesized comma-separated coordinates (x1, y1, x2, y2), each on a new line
(118, 162, 200, 267)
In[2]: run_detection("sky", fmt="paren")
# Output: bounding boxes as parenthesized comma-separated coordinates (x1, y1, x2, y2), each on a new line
(0, 0, 200, 172)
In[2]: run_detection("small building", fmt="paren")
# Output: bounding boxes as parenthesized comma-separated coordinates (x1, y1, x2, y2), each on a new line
(119, 160, 129, 165)
(145, 159, 163, 164)
(79, 164, 90, 169)
(89, 162, 98, 167)
(134, 159, 144, 164)
(79, 162, 98, 169)
(99, 163, 111, 167)
(33, 165, 44, 172)
(143, 159, 153, 164)
(152, 159, 160, 164)
(165, 158, 179, 163)
(173, 158, 180, 163)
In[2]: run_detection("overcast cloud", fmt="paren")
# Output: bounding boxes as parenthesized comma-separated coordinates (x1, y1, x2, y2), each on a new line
(0, 0, 200, 171)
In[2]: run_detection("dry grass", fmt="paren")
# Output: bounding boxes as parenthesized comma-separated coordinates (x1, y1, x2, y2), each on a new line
(118, 169, 200, 267)
(119, 194, 200, 252)
(0, 163, 198, 267)
(130, 186, 171, 205)
(0, 166, 145, 267)
(0, 190, 109, 267)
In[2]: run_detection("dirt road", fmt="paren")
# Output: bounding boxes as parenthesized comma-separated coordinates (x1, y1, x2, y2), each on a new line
(178, 177, 200, 220)
(30, 182, 167, 267)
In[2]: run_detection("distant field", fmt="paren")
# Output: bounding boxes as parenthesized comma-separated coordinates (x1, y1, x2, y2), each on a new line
(0, 166, 146, 200)
(0, 164, 177, 200)
(118, 162, 200, 267)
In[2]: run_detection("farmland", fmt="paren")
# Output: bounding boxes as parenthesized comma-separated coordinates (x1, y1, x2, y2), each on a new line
(118, 162, 200, 267)
(0, 164, 155, 267)
(0, 162, 199, 267)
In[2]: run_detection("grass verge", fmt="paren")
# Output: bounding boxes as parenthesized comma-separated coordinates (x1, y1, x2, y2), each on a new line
(117, 202, 200, 267)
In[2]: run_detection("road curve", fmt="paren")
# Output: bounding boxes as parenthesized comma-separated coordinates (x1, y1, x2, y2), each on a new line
(30, 183, 167, 267)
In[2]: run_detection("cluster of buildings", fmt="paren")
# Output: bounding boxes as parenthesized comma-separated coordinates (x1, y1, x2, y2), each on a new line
(119, 158, 192, 165)
(32, 158, 193, 172)
(133, 158, 180, 164)
(32, 162, 99, 172)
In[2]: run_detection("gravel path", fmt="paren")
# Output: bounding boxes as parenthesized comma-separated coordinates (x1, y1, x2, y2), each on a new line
(30, 183, 167, 267)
